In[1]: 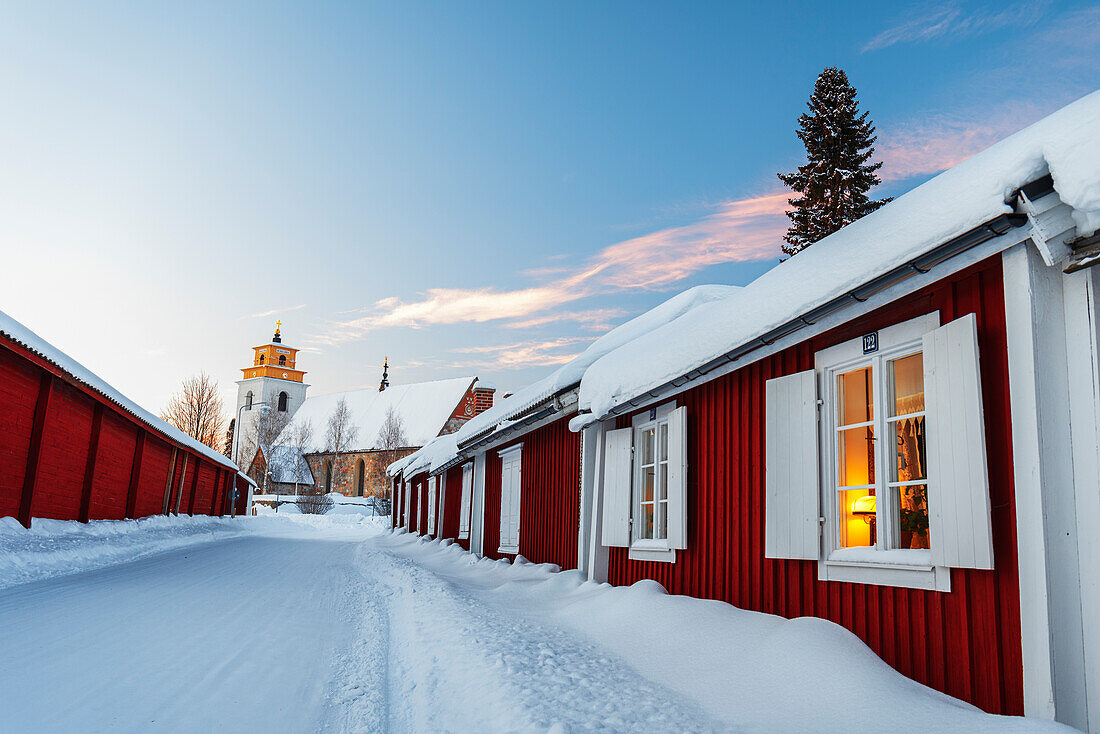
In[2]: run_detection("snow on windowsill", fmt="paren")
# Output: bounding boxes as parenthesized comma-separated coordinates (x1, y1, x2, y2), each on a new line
(829, 546, 933, 567)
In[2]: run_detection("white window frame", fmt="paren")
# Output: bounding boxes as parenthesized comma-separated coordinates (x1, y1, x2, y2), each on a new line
(815, 312, 950, 591)
(497, 444, 523, 555)
(629, 401, 678, 563)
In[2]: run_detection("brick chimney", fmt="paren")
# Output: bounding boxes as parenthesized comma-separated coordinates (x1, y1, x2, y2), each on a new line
(473, 381, 496, 415)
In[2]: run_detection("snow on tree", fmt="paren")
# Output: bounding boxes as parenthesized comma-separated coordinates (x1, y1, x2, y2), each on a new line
(250, 405, 290, 494)
(160, 372, 227, 451)
(323, 397, 359, 493)
(777, 67, 890, 257)
(285, 419, 314, 497)
(371, 406, 407, 515)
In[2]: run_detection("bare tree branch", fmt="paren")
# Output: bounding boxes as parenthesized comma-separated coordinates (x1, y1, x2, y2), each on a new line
(161, 372, 227, 450)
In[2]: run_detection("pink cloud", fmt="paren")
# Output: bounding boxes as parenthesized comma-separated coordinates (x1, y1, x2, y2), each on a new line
(452, 337, 594, 369)
(320, 192, 789, 343)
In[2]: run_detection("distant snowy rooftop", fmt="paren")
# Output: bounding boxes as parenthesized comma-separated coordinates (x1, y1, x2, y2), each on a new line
(282, 376, 475, 452)
(0, 308, 237, 470)
(577, 88, 1100, 421)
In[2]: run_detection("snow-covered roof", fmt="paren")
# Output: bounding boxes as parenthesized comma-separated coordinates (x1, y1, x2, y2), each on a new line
(281, 376, 475, 452)
(402, 433, 460, 478)
(576, 89, 1100, 422)
(266, 445, 315, 485)
(453, 285, 740, 446)
(391, 285, 739, 476)
(0, 308, 238, 470)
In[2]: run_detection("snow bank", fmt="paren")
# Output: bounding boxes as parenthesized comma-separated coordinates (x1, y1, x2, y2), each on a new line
(0, 309, 238, 471)
(373, 531, 1072, 733)
(0, 514, 247, 591)
(578, 90, 1100, 420)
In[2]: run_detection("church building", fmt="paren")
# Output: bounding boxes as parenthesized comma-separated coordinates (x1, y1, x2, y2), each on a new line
(234, 324, 494, 497)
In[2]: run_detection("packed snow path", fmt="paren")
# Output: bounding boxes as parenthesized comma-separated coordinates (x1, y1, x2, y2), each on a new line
(0, 515, 1074, 733)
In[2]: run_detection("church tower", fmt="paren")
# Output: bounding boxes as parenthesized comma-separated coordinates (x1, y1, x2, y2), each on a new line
(235, 322, 310, 451)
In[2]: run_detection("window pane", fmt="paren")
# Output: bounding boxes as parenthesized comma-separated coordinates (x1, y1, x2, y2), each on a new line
(896, 484, 929, 549)
(641, 428, 655, 465)
(837, 366, 873, 425)
(890, 353, 925, 416)
(839, 488, 875, 548)
(657, 499, 667, 539)
(640, 503, 654, 539)
(659, 423, 668, 462)
(658, 462, 668, 502)
(643, 466, 655, 503)
(838, 426, 875, 487)
(891, 416, 927, 482)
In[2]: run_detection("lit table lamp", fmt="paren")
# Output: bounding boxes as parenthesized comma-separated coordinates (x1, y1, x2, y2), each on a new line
(852, 495, 877, 545)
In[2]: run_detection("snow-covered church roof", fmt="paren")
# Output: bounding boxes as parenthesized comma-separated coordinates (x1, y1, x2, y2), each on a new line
(282, 376, 476, 452)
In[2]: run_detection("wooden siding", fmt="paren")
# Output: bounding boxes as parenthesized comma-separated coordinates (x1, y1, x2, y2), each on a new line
(441, 466, 466, 549)
(480, 418, 581, 568)
(606, 256, 1024, 715)
(0, 336, 235, 526)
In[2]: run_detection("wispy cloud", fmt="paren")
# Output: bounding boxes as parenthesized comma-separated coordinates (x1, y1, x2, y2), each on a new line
(318, 192, 789, 344)
(863, 1, 1049, 52)
(505, 308, 629, 332)
(877, 104, 1043, 182)
(243, 303, 307, 320)
(451, 337, 594, 369)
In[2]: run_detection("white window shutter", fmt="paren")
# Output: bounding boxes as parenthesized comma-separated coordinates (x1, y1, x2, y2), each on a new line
(666, 406, 689, 549)
(403, 481, 411, 529)
(459, 464, 472, 538)
(497, 453, 522, 552)
(498, 462, 511, 547)
(601, 427, 633, 547)
(923, 313, 994, 570)
(764, 369, 820, 560)
(427, 477, 437, 536)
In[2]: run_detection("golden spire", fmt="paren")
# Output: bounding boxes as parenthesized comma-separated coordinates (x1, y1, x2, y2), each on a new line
(275, 319, 282, 335)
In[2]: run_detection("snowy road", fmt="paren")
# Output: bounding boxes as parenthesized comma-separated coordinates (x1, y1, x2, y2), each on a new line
(0, 515, 1075, 734)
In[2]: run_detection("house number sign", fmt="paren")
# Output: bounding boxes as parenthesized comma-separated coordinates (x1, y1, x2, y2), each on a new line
(862, 331, 879, 354)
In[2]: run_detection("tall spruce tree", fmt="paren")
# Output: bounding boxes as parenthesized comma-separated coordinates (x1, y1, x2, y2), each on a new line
(778, 67, 890, 258)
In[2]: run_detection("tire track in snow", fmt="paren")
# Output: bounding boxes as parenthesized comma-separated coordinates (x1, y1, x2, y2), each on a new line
(353, 543, 736, 733)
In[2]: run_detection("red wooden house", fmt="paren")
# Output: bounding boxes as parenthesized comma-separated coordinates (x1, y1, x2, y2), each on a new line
(391, 92, 1100, 730)
(0, 311, 248, 527)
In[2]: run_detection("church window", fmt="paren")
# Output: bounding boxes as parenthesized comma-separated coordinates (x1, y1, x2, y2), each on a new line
(278, 391, 288, 412)
(259, 353, 265, 363)
(245, 391, 254, 410)
(356, 460, 365, 497)
(279, 354, 286, 366)
(325, 462, 333, 493)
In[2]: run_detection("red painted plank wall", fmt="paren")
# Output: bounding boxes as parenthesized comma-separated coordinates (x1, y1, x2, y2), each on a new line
(90, 412, 137, 520)
(135, 438, 171, 518)
(33, 380, 94, 520)
(441, 465, 465, 547)
(0, 337, 236, 526)
(479, 418, 581, 568)
(606, 256, 1023, 715)
(0, 348, 39, 518)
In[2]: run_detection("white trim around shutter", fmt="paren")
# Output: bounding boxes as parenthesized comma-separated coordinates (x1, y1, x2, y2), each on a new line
(666, 406, 689, 549)
(764, 369, 820, 560)
(459, 463, 472, 539)
(601, 427, 633, 547)
(403, 480, 411, 529)
(924, 313, 994, 570)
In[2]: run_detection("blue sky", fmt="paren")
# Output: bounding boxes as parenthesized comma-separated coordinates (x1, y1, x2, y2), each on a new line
(1, 1, 1097, 413)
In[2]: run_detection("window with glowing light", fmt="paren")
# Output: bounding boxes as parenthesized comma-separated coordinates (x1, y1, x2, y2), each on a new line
(827, 344, 929, 554)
